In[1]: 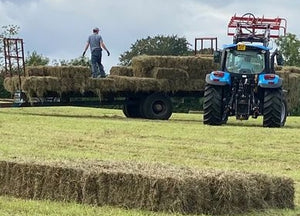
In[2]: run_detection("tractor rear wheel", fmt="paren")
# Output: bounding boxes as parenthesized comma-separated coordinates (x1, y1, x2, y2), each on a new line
(203, 84, 224, 125)
(263, 89, 287, 127)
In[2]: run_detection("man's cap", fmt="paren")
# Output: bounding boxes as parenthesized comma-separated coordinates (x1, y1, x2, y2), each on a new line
(93, 27, 99, 31)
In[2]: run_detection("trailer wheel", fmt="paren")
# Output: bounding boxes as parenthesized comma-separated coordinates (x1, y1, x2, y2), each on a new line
(263, 89, 287, 127)
(203, 84, 224, 125)
(141, 93, 172, 120)
(122, 99, 142, 118)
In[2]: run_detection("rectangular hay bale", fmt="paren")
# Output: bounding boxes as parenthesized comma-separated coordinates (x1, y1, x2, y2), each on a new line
(0, 160, 295, 215)
(151, 67, 189, 80)
(25, 66, 91, 79)
(108, 75, 169, 92)
(110, 66, 133, 77)
(131, 55, 218, 80)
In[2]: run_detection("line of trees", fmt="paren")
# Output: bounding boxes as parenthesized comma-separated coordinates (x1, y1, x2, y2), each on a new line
(119, 35, 193, 65)
(275, 33, 300, 67)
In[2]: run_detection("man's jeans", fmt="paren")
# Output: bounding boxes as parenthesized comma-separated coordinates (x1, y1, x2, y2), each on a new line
(91, 48, 105, 78)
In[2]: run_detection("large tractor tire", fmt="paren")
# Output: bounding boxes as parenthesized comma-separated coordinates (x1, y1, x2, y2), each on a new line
(263, 89, 287, 127)
(140, 93, 172, 120)
(122, 99, 143, 118)
(203, 85, 225, 125)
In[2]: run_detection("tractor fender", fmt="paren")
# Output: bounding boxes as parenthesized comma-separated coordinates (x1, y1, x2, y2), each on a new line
(205, 71, 231, 86)
(258, 74, 282, 88)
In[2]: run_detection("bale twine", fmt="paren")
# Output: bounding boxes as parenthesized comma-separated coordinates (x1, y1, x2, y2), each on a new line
(0, 160, 294, 215)
(110, 66, 133, 77)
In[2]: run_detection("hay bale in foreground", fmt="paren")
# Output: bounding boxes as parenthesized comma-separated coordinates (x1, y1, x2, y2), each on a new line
(110, 66, 133, 77)
(0, 160, 294, 215)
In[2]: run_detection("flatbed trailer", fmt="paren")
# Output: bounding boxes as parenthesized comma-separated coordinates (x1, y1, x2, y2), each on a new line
(3, 87, 205, 120)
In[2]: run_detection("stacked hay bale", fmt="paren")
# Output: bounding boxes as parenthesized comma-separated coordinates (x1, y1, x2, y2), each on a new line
(276, 66, 300, 113)
(4, 66, 92, 98)
(4, 56, 217, 98)
(131, 55, 217, 79)
(26, 66, 91, 94)
(0, 160, 294, 215)
(110, 55, 218, 92)
(3, 76, 25, 93)
(110, 66, 133, 77)
(109, 75, 170, 92)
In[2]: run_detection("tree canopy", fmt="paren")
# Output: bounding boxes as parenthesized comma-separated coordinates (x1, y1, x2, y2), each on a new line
(275, 33, 300, 67)
(25, 51, 49, 66)
(0, 25, 20, 69)
(119, 35, 192, 66)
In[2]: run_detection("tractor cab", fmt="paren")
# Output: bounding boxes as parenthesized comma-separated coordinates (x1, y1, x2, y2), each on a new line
(204, 13, 288, 127)
(222, 43, 269, 75)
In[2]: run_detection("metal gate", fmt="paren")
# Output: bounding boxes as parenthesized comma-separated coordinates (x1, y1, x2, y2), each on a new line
(3, 38, 25, 88)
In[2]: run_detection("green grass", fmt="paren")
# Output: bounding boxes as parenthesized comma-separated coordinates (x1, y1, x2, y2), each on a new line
(0, 106, 299, 216)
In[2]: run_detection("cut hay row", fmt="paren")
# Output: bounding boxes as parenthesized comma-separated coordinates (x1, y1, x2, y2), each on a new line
(0, 160, 294, 215)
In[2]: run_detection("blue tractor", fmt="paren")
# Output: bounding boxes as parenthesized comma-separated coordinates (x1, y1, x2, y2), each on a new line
(203, 13, 288, 127)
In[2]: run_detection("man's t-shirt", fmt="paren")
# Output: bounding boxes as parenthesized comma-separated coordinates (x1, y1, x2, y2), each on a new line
(88, 34, 103, 52)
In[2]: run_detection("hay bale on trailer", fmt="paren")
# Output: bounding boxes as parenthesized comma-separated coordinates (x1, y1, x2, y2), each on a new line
(3, 76, 25, 94)
(276, 66, 300, 112)
(108, 75, 170, 92)
(151, 67, 189, 80)
(131, 55, 218, 79)
(110, 66, 133, 77)
(0, 160, 295, 215)
(86, 78, 116, 97)
(26, 66, 90, 79)
(21, 76, 61, 97)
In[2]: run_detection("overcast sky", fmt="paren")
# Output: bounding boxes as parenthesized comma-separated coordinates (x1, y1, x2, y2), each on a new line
(1, 0, 299, 73)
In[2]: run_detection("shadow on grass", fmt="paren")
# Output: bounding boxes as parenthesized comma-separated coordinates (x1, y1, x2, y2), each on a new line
(2, 110, 300, 129)
(0, 110, 126, 121)
(171, 117, 300, 129)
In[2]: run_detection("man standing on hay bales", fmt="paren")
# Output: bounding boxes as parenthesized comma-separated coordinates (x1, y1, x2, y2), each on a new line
(83, 27, 110, 78)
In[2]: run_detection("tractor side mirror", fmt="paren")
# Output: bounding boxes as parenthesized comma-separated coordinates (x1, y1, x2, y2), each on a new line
(276, 53, 284, 66)
(213, 51, 221, 63)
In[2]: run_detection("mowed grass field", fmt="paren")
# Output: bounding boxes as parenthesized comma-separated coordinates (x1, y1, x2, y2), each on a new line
(0, 106, 299, 216)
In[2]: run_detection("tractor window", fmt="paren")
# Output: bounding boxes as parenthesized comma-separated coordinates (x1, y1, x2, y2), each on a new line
(225, 49, 265, 74)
